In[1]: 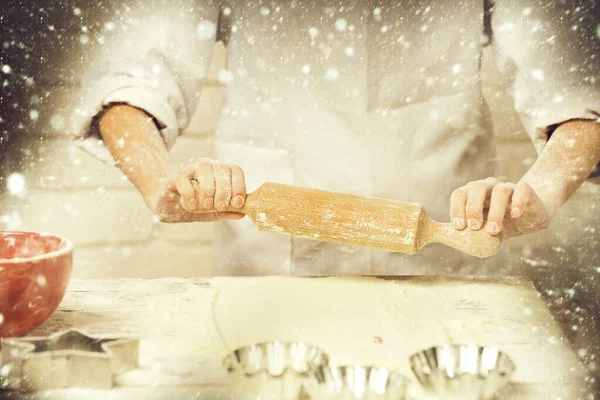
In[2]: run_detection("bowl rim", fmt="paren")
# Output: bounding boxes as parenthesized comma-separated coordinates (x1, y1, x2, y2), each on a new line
(0, 231, 74, 265)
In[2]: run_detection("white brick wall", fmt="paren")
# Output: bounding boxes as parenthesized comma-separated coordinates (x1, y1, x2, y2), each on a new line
(2, 45, 599, 289)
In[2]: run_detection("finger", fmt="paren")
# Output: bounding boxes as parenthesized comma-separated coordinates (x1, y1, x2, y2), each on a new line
(213, 163, 233, 211)
(195, 161, 216, 209)
(511, 181, 532, 219)
(175, 173, 198, 211)
(486, 183, 515, 235)
(450, 187, 468, 230)
(230, 165, 246, 209)
(465, 178, 498, 230)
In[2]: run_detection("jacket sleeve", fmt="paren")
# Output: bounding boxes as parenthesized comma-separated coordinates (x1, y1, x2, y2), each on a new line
(70, 0, 220, 164)
(491, 0, 600, 155)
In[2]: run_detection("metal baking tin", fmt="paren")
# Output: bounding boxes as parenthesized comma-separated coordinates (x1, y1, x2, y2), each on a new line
(223, 341, 329, 400)
(0, 328, 139, 391)
(409, 344, 516, 400)
(306, 364, 412, 400)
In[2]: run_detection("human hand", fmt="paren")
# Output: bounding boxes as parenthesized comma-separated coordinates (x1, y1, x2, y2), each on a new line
(450, 177, 551, 238)
(150, 159, 247, 223)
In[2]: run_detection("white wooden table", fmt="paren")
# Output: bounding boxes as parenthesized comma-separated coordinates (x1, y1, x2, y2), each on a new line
(2, 276, 592, 399)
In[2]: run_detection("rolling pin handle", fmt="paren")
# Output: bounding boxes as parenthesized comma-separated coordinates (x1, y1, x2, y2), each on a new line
(419, 216, 503, 258)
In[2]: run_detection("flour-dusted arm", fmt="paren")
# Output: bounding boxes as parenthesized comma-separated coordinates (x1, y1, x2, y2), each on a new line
(450, 0, 600, 237)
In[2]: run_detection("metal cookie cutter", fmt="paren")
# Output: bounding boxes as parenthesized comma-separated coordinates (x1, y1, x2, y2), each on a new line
(0, 328, 139, 391)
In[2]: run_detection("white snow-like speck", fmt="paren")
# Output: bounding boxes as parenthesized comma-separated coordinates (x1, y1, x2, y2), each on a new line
(197, 21, 216, 40)
(36, 275, 47, 287)
(530, 69, 545, 81)
(335, 18, 347, 32)
(325, 68, 339, 81)
(7, 173, 26, 198)
(50, 114, 66, 131)
(218, 69, 234, 84)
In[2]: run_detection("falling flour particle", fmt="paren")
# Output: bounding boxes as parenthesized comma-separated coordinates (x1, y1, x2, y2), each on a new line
(325, 68, 339, 81)
(36, 275, 47, 287)
(218, 69, 234, 85)
(302, 64, 311, 74)
(73, 7, 82, 15)
(530, 69, 545, 81)
(260, 7, 270, 16)
(196, 21, 216, 40)
(7, 173, 26, 198)
(335, 18, 347, 32)
(308, 27, 320, 39)
(0, 313, 3, 325)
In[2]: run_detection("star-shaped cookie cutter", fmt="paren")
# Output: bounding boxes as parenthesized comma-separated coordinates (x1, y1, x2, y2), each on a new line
(0, 329, 139, 391)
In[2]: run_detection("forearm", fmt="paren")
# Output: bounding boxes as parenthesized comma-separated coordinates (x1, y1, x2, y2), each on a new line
(98, 104, 174, 207)
(523, 119, 600, 218)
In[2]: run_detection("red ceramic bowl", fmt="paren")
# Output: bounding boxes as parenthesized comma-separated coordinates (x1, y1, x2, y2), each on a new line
(0, 231, 73, 337)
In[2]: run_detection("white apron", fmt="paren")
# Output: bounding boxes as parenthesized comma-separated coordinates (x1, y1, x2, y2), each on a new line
(213, 0, 504, 276)
(72, 0, 600, 276)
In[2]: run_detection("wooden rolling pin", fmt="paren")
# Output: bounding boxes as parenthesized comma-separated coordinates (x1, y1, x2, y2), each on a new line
(194, 182, 502, 258)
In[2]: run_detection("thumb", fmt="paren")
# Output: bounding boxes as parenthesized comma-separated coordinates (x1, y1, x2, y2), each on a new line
(216, 212, 246, 221)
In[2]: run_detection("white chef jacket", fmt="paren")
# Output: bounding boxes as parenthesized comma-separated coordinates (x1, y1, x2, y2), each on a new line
(71, 0, 600, 276)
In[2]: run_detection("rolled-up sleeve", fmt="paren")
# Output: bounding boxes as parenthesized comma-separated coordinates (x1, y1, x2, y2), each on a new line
(491, 0, 600, 154)
(70, 1, 219, 164)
